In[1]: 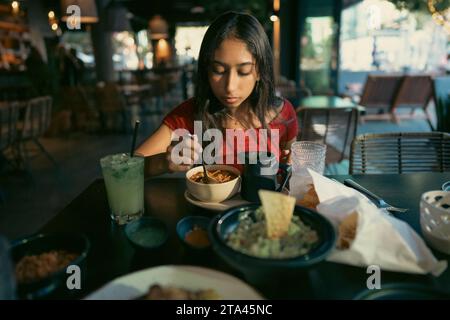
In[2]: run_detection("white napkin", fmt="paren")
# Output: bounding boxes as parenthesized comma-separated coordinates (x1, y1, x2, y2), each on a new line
(289, 168, 448, 276)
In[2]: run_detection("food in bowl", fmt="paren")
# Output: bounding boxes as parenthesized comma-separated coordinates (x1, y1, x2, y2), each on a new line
(143, 284, 220, 300)
(186, 165, 241, 203)
(15, 250, 79, 284)
(226, 206, 319, 258)
(337, 212, 358, 250)
(185, 225, 210, 248)
(190, 169, 237, 184)
(296, 185, 320, 209)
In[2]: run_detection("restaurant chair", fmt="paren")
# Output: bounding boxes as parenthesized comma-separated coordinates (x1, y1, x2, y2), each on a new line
(297, 107, 359, 174)
(16, 96, 58, 171)
(95, 82, 127, 133)
(390, 75, 433, 128)
(59, 86, 99, 133)
(349, 132, 450, 174)
(358, 74, 403, 122)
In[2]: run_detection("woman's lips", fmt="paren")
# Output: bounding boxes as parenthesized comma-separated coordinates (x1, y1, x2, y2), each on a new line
(223, 97, 239, 104)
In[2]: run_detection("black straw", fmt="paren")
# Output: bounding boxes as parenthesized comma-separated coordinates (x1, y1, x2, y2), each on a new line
(130, 120, 140, 157)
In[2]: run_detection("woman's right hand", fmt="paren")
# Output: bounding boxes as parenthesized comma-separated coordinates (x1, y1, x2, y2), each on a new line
(166, 134, 203, 172)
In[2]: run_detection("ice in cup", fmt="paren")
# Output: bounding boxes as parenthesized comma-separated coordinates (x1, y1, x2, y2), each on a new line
(100, 153, 144, 225)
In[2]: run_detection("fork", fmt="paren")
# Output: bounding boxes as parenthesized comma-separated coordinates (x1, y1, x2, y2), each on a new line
(344, 179, 408, 214)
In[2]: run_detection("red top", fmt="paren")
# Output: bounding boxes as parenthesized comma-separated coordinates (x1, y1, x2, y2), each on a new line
(163, 98, 298, 166)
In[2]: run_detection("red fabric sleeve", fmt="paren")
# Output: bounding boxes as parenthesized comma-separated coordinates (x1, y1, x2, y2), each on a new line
(162, 98, 195, 133)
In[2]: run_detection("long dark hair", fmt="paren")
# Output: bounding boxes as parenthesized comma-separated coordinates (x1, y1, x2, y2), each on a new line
(194, 11, 281, 130)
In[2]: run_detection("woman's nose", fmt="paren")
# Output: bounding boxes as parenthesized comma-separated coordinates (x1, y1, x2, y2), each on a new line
(225, 70, 238, 93)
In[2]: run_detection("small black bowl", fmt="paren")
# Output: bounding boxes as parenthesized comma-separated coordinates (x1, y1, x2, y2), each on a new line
(124, 217, 169, 251)
(209, 204, 336, 285)
(10, 233, 90, 300)
(176, 216, 211, 250)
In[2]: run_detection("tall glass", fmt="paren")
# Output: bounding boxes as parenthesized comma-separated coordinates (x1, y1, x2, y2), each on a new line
(100, 153, 144, 225)
(291, 141, 327, 175)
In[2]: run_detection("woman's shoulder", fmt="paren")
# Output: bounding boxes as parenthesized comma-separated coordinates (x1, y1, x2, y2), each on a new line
(280, 98, 296, 116)
(170, 98, 196, 114)
(162, 98, 196, 131)
(271, 98, 296, 123)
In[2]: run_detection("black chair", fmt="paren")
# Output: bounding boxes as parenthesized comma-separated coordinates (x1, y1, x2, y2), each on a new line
(297, 107, 359, 173)
(350, 132, 450, 174)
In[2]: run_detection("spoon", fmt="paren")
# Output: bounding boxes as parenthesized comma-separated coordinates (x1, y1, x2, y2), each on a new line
(202, 163, 219, 184)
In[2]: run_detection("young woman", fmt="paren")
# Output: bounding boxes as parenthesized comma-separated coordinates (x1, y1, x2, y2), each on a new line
(136, 11, 298, 176)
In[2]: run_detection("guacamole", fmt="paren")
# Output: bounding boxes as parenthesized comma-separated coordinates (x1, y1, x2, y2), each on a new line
(226, 208, 319, 259)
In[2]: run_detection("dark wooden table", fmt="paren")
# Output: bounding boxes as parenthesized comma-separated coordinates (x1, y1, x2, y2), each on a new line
(299, 95, 365, 112)
(40, 173, 450, 299)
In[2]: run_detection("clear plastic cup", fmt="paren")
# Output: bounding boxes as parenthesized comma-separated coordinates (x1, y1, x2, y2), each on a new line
(290, 141, 327, 175)
(100, 153, 145, 225)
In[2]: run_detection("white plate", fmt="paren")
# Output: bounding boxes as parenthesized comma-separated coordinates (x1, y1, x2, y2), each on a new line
(184, 190, 250, 211)
(85, 265, 263, 300)
(185, 187, 290, 212)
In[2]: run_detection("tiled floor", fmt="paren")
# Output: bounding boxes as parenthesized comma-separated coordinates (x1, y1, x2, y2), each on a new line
(0, 100, 434, 241)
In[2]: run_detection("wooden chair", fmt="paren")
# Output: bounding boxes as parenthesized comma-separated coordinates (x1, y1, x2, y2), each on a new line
(390, 75, 433, 127)
(350, 132, 450, 174)
(358, 75, 403, 122)
(297, 107, 359, 170)
(95, 82, 127, 132)
(59, 85, 100, 133)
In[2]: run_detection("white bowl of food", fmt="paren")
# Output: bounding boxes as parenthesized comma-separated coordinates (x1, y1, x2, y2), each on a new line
(186, 165, 241, 203)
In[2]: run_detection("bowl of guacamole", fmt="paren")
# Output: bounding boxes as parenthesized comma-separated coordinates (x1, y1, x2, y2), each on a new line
(208, 204, 336, 281)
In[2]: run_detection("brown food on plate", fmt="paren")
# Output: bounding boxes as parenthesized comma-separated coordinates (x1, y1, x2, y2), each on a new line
(337, 212, 358, 249)
(190, 169, 237, 184)
(144, 284, 221, 300)
(296, 185, 320, 209)
(15, 250, 79, 284)
(184, 225, 210, 248)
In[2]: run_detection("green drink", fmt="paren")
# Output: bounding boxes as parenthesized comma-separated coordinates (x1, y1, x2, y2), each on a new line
(100, 153, 144, 225)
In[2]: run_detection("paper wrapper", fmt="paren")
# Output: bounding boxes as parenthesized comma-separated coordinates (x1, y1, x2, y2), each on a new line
(289, 168, 448, 276)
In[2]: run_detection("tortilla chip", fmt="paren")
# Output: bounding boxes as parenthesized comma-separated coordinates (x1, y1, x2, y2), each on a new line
(297, 185, 320, 209)
(337, 211, 358, 249)
(258, 190, 296, 239)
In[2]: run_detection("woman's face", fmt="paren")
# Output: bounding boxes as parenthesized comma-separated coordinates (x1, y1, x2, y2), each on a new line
(208, 38, 259, 109)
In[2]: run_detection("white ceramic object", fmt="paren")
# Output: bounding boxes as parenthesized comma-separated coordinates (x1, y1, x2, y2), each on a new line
(184, 190, 249, 211)
(420, 190, 450, 255)
(186, 165, 241, 203)
(85, 265, 263, 300)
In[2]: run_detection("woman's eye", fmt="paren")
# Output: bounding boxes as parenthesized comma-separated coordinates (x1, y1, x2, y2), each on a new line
(212, 68, 225, 75)
(238, 68, 252, 76)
